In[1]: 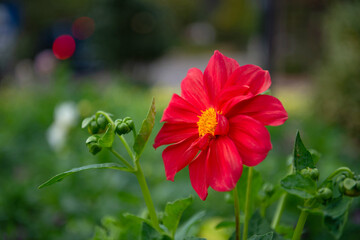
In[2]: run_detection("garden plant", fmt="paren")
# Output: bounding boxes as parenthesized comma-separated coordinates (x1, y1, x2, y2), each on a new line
(39, 51, 360, 240)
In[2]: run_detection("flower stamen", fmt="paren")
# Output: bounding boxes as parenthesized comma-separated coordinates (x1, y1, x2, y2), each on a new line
(197, 108, 218, 137)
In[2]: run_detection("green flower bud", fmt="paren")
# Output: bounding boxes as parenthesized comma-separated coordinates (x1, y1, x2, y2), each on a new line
(126, 119, 135, 130)
(116, 122, 131, 135)
(342, 178, 360, 197)
(262, 183, 275, 197)
(300, 168, 311, 177)
(88, 120, 100, 134)
(300, 167, 318, 180)
(336, 174, 346, 184)
(123, 117, 131, 122)
(344, 178, 356, 191)
(357, 181, 360, 190)
(310, 168, 319, 181)
(338, 181, 345, 193)
(318, 187, 333, 200)
(86, 135, 102, 155)
(96, 115, 108, 129)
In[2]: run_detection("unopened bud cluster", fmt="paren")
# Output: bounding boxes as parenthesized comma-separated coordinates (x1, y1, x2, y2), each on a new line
(300, 167, 319, 181)
(88, 115, 108, 134)
(337, 174, 360, 197)
(115, 117, 134, 136)
(82, 112, 135, 155)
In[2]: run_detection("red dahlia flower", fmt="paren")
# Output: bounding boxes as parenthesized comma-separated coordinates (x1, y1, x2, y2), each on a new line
(153, 50, 288, 200)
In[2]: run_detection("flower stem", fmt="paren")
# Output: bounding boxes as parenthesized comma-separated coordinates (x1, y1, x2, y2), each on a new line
(109, 148, 134, 171)
(135, 160, 160, 231)
(292, 199, 314, 240)
(118, 135, 135, 161)
(242, 167, 253, 240)
(324, 167, 354, 182)
(233, 186, 241, 240)
(271, 193, 287, 230)
(292, 209, 308, 240)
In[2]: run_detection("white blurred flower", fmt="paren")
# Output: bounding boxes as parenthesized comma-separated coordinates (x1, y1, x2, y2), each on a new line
(47, 102, 79, 151)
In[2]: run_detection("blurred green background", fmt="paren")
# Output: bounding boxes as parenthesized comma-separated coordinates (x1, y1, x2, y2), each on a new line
(0, 0, 359, 239)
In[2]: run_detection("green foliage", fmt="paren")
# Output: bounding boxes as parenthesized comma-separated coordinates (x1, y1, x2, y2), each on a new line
(293, 131, 315, 172)
(38, 163, 131, 189)
(163, 196, 193, 237)
(248, 232, 274, 240)
(142, 222, 172, 240)
(245, 211, 283, 240)
(175, 211, 206, 240)
(92, 215, 142, 240)
(281, 173, 317, 199)
(134, 97, 156, 157)
(98, 123, 115, 148)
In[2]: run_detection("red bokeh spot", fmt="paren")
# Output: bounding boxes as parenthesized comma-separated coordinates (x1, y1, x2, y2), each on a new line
(52, 35, 76, 60)
(72, 17, 95, 40)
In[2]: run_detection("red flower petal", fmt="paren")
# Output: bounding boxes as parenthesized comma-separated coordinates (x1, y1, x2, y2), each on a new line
(153, 122, 198, 149)
(225, 64, 271, 95)
(226, 95, 288, 126)
(181, 68, 209, 111)
(228, 115, 272, 166)
(161, 94, 200, 123)
(207, 136, 243, 192)
(189, 149, 209, 200)
(216, 85, 253, 114)
(203, 50, 240, 104)
(163, 136, 199, 181)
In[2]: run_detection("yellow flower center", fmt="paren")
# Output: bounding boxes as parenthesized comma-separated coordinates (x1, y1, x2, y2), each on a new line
(197, 108, 218, 137)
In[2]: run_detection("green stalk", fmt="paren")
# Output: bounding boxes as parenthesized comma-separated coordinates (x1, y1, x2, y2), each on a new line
(292, 209, 308, 240)
(292, 199, 315, 240)
(118, 135, 135, 162)
(233, 186, 241, 240)
(324, 167, 354, 182)
(109, 148, 134, 171)
(117, 135, 160, 232)
(271, 193, 287, 230)
(242, 167, 253, 240)
(135, 160, 160, 231)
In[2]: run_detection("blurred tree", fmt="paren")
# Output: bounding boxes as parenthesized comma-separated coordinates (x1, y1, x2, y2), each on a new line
(90, 0, 175, 66)
(211, 0, 260, 48)
(315, 1, 360, 145)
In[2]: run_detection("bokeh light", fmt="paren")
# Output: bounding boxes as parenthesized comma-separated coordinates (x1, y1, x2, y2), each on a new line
(52, 35, 76, 60)
(72, 16, 95, 40)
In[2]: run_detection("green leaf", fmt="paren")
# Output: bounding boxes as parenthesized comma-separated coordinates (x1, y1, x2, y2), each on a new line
(91, 214, 143, 240)
(163, 196, 193, 237)
(324, 211, 349, 240)
(293, 131, 315, 172)
(38, 163, 129, 189)
(248, 232, 274, 240)
(248, 211, 272, 237)
(246, 211, 284, 240)
(81, 116, 94, 128)
(323, 197, 353, 219)
(98, 123, 115, 148)
(141, 222, 171, 240)
(175, 211, 205, 240)
(215, 221, 235, 230)
(134, 97, 156, 157)
(275, 224, 294, 239)
(280, 173, 317, 199)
